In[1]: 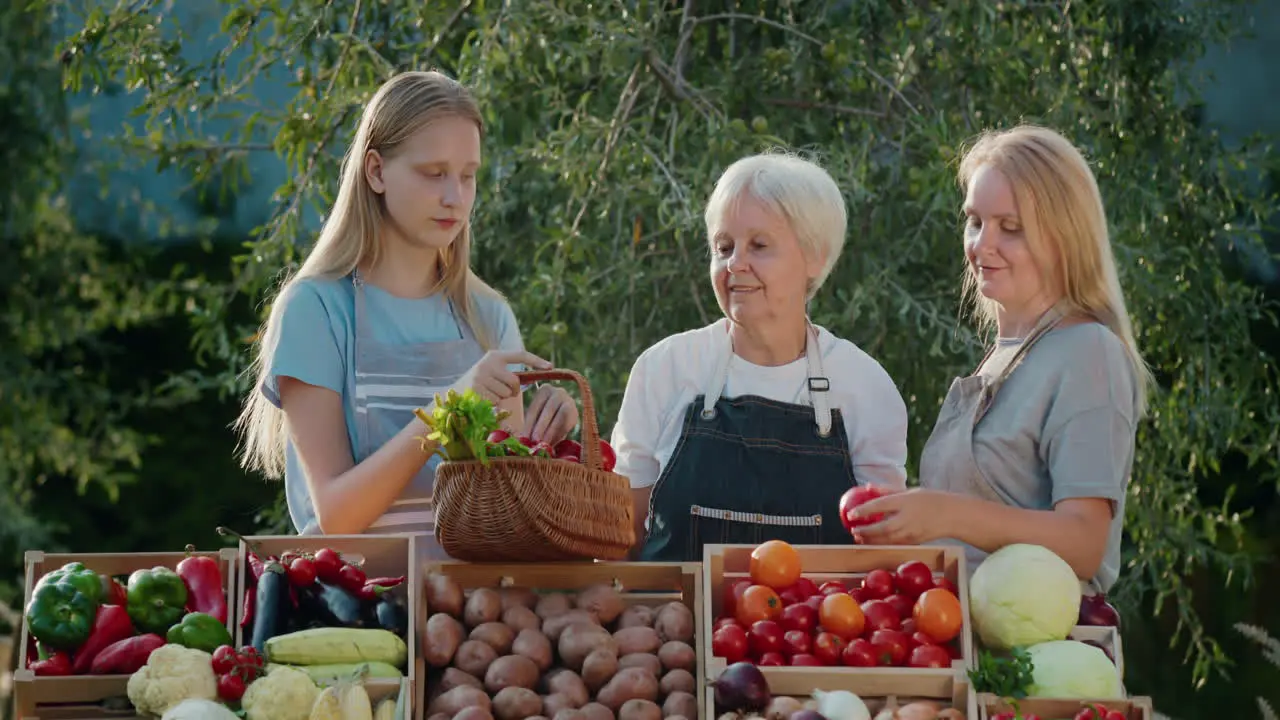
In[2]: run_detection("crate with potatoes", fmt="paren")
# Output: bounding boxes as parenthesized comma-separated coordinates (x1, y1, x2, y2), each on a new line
(420, 561, 703, 720)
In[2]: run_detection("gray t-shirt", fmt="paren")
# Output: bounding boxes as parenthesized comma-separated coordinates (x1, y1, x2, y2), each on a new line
(966, 322, 1139, 592)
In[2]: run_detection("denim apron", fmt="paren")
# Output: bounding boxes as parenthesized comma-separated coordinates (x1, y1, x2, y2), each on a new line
(639, 323, 860, 562)
(296, 271, 484, 563)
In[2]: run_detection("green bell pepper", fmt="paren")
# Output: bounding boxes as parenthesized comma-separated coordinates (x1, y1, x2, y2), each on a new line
(166, 611, 232, 653)
(25, 579, 98, 650)
(126, 566, 188, 634)
(36, 562, 104, 605)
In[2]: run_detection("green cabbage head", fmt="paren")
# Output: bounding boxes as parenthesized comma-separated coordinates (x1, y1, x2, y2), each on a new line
(969, 543, 1080, 650)
(1026, 640, 1123, 698)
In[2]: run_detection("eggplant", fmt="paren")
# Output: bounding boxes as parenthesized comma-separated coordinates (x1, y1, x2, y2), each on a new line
(298, 580, 366, 628)
(372, 595, 408, 636)
(249, 568, 289, 653)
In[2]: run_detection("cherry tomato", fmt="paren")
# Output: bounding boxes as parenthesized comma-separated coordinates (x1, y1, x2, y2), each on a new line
(819, 592, 866, 639)
(210, 645, 238, 675)
(900, 618, 918, 635)
(722, 578, 753, 618)
(934, 576, 959, 595)
(337, 563, 367, 593)
(757, 651, 786, 666)
(914, 588, 963, 643)
(819, 581, 847, 596)
(750, 540, 802, 590)
(711, 624, 749, 663)
(237, 646, 264, 669)
(910, 631, 937, 650)
(894, 560, 935, 599)
(286, 557, 317, 588)
(736, 585, 783, 626)
(487, 429, 512, 444)
(781, 630, 812, 658)
(860, 599, 901, 632)
(598, 439, 617, 472)
(861, 569, 895, 600)
(789, 653, 825, 666)
(747, 620, 785, 658)
(804, 594, 825, 612)
(841, 638, 878, 667)
(885, 593, 915, 620)
(907, 643, 952, 668)
(312, 547, 343, 583)
(217, 672, 246, 702)
(779, 586, 806, 606)
(779, 603, 819, 634)
(870, 629, 910, 667)
(812, 631, 847, 666)
(714, 616, 742, 632)
(794, 577, 820, 598)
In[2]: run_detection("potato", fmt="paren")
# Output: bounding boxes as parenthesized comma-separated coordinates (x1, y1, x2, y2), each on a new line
(614, 626, 662, 656)
(653, 603, 694, 643)
(560, 623, 619, 671)
(659, 668, 695, 696)
(543, 609, 600, 642)
(576, 583, 626, 624)
(501, 587, 539, 611)
(580, 704, 615, 720)
(663, 691, 698, 718)
(423, 612, 466, 668)
(512, 628, 554, 671)
(657, 641, 696, 673)
(618, 653, 662, 677)
(542, 669, 590, 707)
(470, 622, 517, 654)
(453, 639, 498, 677)
(536, 592, 574, 619)
(438, 667, 483, 694)
(596, 667, 660, 711)
(542, 693, 581, 716)
(502, 604, 542, 632)
(427, 685, 490, 716)
(484, 654, 541, 693)
(619, 699, 662, 720)
(552, 711, 587, 720)
(581, 648, 619, 693)
(617, 605, 655, 629)
(424, 573, 464, 618)
(764, 697, 805, 719)
(427, 715, 450, 720)
(492, 686, 542, 720)
(465, 588, 503, 627)
(453, 709, 495, 720)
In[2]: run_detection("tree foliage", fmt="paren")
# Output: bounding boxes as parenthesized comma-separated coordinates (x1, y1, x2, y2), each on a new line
(55, 0, 1278, 686)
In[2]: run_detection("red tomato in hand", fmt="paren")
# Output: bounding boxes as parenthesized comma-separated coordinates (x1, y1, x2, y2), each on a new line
(748, 620, 785, 657)
(736, 585, 783, 626)
(870, 629, 911, 667)
(861, 569, 895, 600)
(711, 624, 748, 663)
(894, 560, 935, 599)
(779, 603, 818, 634)
(907, 643, 952, 668)
(839, 485, 889, 532)
(722, 578, 752, 618)
(781, 630, 812, 657)
(861, 599, 901, 632)
(758, 651, 785, 666)
(885, 593, 915, 621)
(812, 632, 847, 666)
(841, 638, 878, 667)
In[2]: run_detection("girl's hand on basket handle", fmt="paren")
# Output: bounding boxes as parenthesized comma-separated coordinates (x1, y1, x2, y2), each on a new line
(525, 385, 579, 444)
(456, 350, 551, 403)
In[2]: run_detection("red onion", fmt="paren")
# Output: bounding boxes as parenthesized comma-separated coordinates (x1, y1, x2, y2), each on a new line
(710, 661, 772, 712)
(1078, 593, 1121, 628)
(1082, 639, 1117, 665)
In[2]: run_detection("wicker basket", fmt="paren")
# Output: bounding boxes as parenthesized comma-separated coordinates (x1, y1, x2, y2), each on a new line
(432, 369, 636, 562)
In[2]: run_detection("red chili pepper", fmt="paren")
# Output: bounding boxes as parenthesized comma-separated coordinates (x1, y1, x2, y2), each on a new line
(240, 585, 256, 628)
(89, 633, 165, 674)
(98, 574, 128, 606)
(363, 575, 406, 589)
(216, 526, 266, 581)
(176, 544, 228, 624)
(72, 605, 136, 674)
(337, 563, 367, 593)
(30, 651, 72, 676)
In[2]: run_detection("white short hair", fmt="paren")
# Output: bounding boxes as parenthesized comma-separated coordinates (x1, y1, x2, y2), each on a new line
(704, 152, 848, 299)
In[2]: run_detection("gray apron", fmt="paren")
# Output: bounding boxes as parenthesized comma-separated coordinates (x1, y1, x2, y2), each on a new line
(300, 270, 484, 563)
(918, 307, 1100, 588)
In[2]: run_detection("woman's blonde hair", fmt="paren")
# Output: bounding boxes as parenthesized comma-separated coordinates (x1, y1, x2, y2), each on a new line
(958, 124, 1153, 415)
(236, 70, 501, 478)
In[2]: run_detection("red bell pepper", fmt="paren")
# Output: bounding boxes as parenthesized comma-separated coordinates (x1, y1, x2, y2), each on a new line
(72, 604, 136, 674)
(99, 574, 128, 606)
(89, 633, 165, 674)
(30, 651, 72, 676)
(176, 545, 228, 625)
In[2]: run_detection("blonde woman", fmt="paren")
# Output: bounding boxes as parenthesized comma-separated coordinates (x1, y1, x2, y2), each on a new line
(235, 71, 578, 556)
(613, 153, 909, 562)
(851, 125, 1152, 594)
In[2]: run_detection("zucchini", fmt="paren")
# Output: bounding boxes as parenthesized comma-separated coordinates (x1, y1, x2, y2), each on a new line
(268, 661, 403, 686)
(265, 628, 407, 668)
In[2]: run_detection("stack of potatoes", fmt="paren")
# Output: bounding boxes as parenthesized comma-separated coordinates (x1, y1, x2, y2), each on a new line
(422, 573, 700, 720)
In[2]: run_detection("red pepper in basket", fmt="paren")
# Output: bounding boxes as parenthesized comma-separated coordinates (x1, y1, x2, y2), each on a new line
(72, 605, 136, 674)
(176, 544, 228, 624)
(99, 574, 128, 606)
(89, 633, 166, 674)
(363, 575, 406, 589)
(30, 650, 72, 676)
(240, 585, 256, 628)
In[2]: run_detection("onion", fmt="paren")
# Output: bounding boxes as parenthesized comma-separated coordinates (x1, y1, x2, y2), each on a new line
(791, 712, 829, 720)
(1077, 593, 1121, 628)
(710, 661, 772, 712)
(1081, 638, 1117, 664)
(896, 701, 942, 720)
(812, 690, 871, 720)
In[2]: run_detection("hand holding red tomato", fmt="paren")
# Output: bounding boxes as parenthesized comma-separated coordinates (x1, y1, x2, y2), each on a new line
(523, 383, 580, 445)
(849, 489, 961, 546)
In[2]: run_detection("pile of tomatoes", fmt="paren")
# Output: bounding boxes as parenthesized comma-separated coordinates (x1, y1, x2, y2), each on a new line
(710, 540, 965, 669)
(992, 704, 1128, 720)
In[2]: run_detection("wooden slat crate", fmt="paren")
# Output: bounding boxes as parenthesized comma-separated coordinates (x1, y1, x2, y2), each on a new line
(703, 544, 974, 688)
(703, 666, 977, 719)
(978, 693, 1153, 720)
(13, 549, 238, 720)
(421, 560, 703, 718)
(231, 534, 417, 720)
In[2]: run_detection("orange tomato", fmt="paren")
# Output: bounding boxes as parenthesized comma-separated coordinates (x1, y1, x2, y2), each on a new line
(913, 588, 963, 643)
(818, 592, 865, 639)
(736, 584, 783, 626)
(749, 540, 803, 590)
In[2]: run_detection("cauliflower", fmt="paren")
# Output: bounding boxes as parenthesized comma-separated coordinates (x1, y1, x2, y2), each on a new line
(126, 644, 218, 717)
(161, 699, 240, 720)
(241, 665, 320, 720)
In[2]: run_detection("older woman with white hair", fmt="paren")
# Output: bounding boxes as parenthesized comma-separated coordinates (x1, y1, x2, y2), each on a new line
(611, 152, 909, 562)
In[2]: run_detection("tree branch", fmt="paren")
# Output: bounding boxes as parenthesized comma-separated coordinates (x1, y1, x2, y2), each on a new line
(763, 97, 885, 118)
(692, 12, 821, 46)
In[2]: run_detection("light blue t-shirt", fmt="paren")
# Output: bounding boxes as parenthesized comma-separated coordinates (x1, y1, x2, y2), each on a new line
(260, 275, 524, 533)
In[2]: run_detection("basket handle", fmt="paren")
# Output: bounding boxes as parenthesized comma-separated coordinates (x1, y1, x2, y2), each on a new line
(517, 368, 607, 472)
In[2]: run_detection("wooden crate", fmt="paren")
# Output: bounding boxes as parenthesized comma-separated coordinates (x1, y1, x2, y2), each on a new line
(231, 534, 417, 720)
(421, 560, 703, 717)
(704, 666, 976, 719)
(13, 549, 238, 720)
(703, 544, 974, 686)
(978, 693, 1153, 720)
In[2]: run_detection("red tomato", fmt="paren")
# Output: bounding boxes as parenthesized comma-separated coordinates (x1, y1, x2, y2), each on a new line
(885, 593, 915, 620)
(812, 632, 847, 666)
(750, 540, 803, 590)
(711, 624, 748, 663)
(722, 578, 752, 618)
(913, 588, 963, 643)
(779, 586, 806, 606)
(552, 438, 582, 459)
(910, 631, 937, 649)
(789, 653, 824, 667)
(736, 585, 782, 626)
(819, 581, 847, 596)
(714, 616, 742, 632)
(1074, 705, 1125, 720)
(838, 485, 889, 532)
(804, 594, 825, 612)
(850, 586, 870, 604)
(860, 599, 901, 632)
(894, 560, 935, 599)
(819, 593, 866, 640)
(794, 577, 820, 598)
(900, 618, 918, 635)
(487, 429, 512, 444)
(598, 439, 617, 471)
(748, 620, 785, 657)
(946, 641, 963, 660)
(758, 651, 786, 666)
(934, 576, 959, 595)
(781, 630, 812, 657)
(869, 629, 910, 667)
(907, 643, 952, 668)
(861, 569, 895, 600)
(841, 638, 878, 667)
(779, 603, 818, 634)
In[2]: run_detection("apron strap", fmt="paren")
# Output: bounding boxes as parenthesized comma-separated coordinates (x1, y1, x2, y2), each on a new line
(976, 304, 1068, 423)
